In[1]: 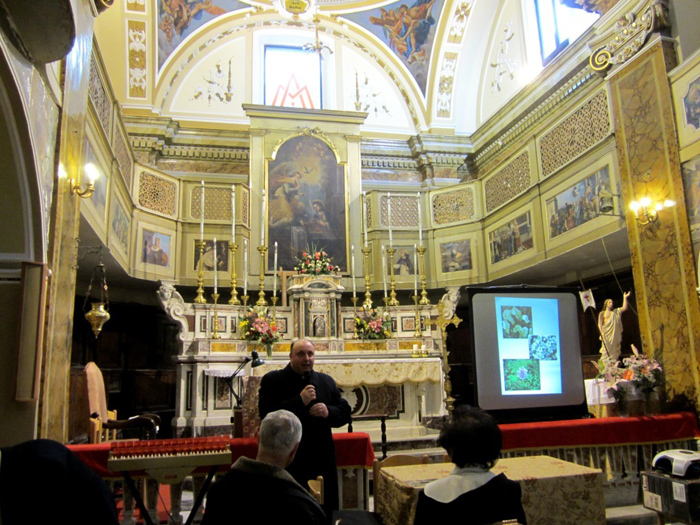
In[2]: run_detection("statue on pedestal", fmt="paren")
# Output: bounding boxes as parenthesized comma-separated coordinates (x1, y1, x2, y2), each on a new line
(598, 291, 631, 362)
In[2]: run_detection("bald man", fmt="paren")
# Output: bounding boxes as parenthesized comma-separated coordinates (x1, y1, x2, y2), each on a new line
(259, 339, 351, 514)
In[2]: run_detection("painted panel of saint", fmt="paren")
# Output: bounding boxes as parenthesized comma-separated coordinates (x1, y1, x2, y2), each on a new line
(142, 230, 171, 267)
(439, 240, 472, 273)
(267, 135, 346, 272)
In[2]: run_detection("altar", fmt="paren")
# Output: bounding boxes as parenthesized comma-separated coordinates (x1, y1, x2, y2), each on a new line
(160, 281, 447, 439)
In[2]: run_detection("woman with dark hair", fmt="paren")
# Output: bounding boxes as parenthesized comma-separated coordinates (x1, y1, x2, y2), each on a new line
(413, 406, 527, 524)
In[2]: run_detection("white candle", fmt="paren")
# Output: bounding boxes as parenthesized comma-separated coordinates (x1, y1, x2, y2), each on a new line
(417, 192, 422, 246)
(413, 244, 418, 296)
(200, 181, 205, 241)
(387, 193, 393, 247)
(231, 185, 236, 242)
(243, 239, 248, 297)
(362, 191, 368, 249)
(261, 188, 266, 246)
(381, 245, 387, 298)
(351, 245, 356, 298)
(273, 242, 278, 297)
(213, 238, 218, 294)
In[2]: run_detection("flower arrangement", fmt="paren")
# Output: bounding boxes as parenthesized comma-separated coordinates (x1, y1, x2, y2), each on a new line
(354, 308, 392, 340)
(592, 345, 663, 413)
(294, 246, 340, 275)
(239, 306, 280, 346)
(622, 344, 663, 397)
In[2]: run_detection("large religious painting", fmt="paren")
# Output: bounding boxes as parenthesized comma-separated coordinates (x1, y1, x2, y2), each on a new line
(488, 212, 533, 265)
(343, 0, 446, 96)
(267, 135, 346, 272)
(546, 165, 612, 239)
(157, 0, 248, 70)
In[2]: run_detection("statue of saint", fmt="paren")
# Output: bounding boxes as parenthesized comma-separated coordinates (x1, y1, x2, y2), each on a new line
(598, 291, 631, 362)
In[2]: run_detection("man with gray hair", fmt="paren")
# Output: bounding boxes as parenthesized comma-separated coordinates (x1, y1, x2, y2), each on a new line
(202, 410, 326, 524)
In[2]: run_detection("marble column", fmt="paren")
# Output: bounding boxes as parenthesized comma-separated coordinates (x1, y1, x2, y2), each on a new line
(39, 0, 95, 441)
(608, 36, 700, 406)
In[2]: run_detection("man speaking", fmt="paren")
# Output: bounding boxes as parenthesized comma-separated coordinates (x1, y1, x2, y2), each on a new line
(259, 338, 351, 513)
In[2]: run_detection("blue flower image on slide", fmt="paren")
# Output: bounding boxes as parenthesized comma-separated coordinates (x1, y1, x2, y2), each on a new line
(528, 335, 558, 361)
(503, 359, 541, 391)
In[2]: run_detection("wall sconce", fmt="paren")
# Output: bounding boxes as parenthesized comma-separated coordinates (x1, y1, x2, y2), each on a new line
(629, 196, 676, 225)
(83, 246, 110, 338)
(71, 163, 99, 198)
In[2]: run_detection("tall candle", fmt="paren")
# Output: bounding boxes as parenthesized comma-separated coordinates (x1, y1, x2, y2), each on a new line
(362, 191, 368, 249)
(381, 245, 388, 298)
(231, 185, 236, 242)
(273, 242, 278, 297)
(413, 244, 418, 296)
(261, 189, 266, 246)
(213, 238, 218, 294)
(387, 192, 393, 247)
(351, 245, 356, 298)
(243, 239, 248, 297)
(200, 181, 205, 241)
(417, 192, 422, 245)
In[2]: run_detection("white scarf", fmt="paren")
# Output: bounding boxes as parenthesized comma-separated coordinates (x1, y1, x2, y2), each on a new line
(423, 466, 496, 503)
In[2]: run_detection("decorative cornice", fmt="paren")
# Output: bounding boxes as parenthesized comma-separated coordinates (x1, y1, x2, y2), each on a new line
(588, 0, 670, 73)
(473, 64, 598, 172)
(130, 135, 250, 161)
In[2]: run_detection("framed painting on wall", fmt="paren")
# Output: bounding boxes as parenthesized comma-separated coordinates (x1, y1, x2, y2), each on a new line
(267, 134, 347, 273)
(488, 212, 534, 265)
(387, 246, 416, 276)
(193, 239, 229, 272)
(546, 165, 612, 239)
(439, 239, 472, 273)
(682, 156, 700, 229)
(141, 230, 171, 268)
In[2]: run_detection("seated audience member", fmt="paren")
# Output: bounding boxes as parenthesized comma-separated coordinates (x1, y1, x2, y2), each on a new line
(413, 406, 527, 525)
(0, 439, 119, 525)
(202, 409, 327, 525)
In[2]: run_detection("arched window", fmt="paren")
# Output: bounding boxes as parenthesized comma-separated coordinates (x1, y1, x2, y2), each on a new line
(533, 0, 599, 65)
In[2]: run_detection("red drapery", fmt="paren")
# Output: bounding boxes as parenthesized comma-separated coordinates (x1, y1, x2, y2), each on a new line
(500, 412, 700, 450)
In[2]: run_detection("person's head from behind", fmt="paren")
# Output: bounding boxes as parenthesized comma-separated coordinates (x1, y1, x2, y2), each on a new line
(258, 409, 302, 468)
(439, 406, 502, 470)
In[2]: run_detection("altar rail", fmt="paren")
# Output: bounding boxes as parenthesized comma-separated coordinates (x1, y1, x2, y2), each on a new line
(498, 412, 700, 507)
(69, 433, 375, 524)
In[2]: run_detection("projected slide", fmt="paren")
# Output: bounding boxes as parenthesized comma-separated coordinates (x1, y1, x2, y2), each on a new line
(495, 297, 562, 396)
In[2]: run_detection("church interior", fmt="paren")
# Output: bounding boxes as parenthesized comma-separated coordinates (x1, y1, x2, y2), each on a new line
(3, 0, 700, 522)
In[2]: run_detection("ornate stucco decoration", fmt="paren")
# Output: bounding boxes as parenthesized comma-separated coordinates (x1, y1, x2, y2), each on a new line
(588, 0, 669, 74)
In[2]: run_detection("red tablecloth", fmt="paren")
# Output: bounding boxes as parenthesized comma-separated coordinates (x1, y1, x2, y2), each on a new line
(68, 432, 375, 478)
(500, 412, 700, 450)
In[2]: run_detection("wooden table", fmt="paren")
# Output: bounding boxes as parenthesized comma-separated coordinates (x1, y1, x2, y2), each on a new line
(375, 455, 605, 525)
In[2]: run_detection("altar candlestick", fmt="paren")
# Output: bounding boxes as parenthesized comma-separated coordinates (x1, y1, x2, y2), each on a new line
(413, 244, 418, 296)
(231, 185, 236, 241)
(200, 181, 205, 241)
(387, 192, 393, 247)
(362, 191, 368, 249)
(381, 245, 388, 298)
(417, 192, 422, 245)
(351, 245, 356, 298)
(213, 238, 218, 294)
(260, 189, 266, 246)
(243, 239, 248, 297)
(273, 242, 278, 297)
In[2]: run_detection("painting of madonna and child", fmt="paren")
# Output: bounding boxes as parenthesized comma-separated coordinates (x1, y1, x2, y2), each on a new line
(267, 135, 347, 273)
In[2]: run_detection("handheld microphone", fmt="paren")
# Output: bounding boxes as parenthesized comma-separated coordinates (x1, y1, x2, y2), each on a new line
(302, 372, 316, 406)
